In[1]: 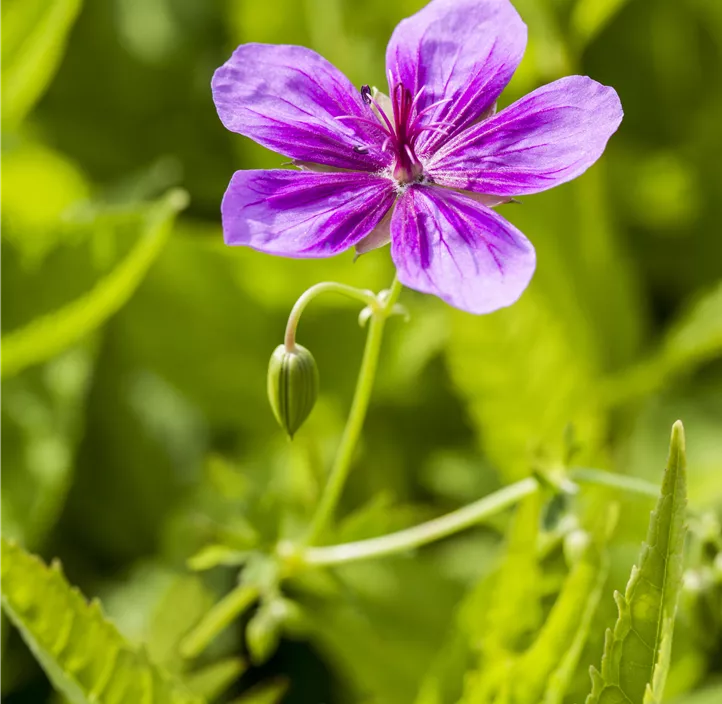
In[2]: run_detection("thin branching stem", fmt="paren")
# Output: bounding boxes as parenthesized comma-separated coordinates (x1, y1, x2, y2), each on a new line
(306, 275, 404, 544)
(284, 282, 378, 351)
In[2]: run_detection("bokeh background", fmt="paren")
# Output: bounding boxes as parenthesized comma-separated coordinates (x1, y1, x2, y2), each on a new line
(2, 0, 722, 702)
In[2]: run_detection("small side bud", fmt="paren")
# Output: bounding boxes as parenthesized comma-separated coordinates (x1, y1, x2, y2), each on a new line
(267, 344, 319, 439)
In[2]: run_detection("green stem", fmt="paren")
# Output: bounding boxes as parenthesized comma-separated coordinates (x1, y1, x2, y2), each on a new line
(284, 282, 378, 350)
(569, 467, 661, 499)
(304, 477, 539, 567)
(179, 583, 258, 659)
(301, 465, 667, 568)
(306, 276, 403, 544)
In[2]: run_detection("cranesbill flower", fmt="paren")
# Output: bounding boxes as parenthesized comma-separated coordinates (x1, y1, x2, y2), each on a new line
(212, 0, 622, 314)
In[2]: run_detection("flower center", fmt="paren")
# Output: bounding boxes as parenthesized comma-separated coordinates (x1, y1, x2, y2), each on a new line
(355, 83, 453, 185)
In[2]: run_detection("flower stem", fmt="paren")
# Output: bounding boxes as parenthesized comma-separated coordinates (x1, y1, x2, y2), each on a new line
(306, 275, 404, 544)
(300, 466, 666, 568)
(179, 583, 258, 659)
(284, 282, 378, 350)
(568, 467, 660, 499)
(303, 477, 539, 567)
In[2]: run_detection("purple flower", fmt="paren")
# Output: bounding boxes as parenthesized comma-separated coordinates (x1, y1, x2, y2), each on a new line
(212, 0, 622, 314)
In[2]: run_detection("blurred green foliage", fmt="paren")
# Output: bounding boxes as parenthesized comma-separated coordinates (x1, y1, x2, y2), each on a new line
(2, 0, 722, 703)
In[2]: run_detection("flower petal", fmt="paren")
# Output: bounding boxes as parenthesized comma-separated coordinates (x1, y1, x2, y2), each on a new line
(212, 44, 390, 171)
(222, 170, 396, 257)
(386, 0, 526, 154)
(390, 186, 535, 314)
(425, 76, 623, 195)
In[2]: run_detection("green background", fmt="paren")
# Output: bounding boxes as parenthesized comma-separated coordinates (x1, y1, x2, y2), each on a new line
(2, 0, 722, 702)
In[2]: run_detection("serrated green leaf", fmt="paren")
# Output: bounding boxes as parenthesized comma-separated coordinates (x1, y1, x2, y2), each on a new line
(1, 0, 83, 130)
(483, 494, 544, 657)
(586, 421, 688, 704)
(462, 504, 614, 704)
(0, 538, 203, 704)
(460, 495, 543, 703)
(1, 189, 188, 378)
(446, 286, 603, 482)
(522, 512, 615, 704)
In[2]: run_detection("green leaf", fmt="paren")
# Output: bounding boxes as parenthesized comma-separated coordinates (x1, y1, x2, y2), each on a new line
(1, 344, 95, 549)
(184, 658, 247, 702)
(602, 281, 722, 407)
(516, 511, 616, 704)
(187, 545, 251, 572)
(460, 495, 543, 703)
(1, 0, 83, 130)
(662, 281, 722, 376)
(1, 138, 90, 266)
(571, 0, 632, 48)
(229, 678, 288, 704)
(446, 288, 603, 482)
(481, 494, 544, 657)
(670, 683, 722, 704)
(1, 189, 188, 378)
(586, 421, 688, 704)
(0, 538, 203, 704)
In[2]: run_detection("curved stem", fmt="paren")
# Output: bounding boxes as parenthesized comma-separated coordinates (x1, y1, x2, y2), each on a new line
(284, 282, 378, 350)
(306, 275, 403, 544)
(304, 477, 539, 567)
(301, 465, 667, 568)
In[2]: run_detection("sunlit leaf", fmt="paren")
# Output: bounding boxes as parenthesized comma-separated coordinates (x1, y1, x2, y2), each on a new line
(586, 422, 688, 704)
(187, 545, 251, 572)
(670, 683, 722, 704)
(446, 285, 603, 482)
(460, 495, 543, 702)
(1, 189, 188, 378)
(0, 538, 203, 704)
(1, 344, 95, 549)
(571, 0, 632, 48)
(603, 281, 722, 407)
(1, 0, 83, 129)
(517, 510, 616, 704)
(662, 281, 722, 375)
(185, 658, 246, 702)
(229, 678, 288, 704)
(1, 138, 90, 266)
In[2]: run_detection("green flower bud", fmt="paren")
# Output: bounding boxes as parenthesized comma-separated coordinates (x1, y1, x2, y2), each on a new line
(267, 344, 319, 439)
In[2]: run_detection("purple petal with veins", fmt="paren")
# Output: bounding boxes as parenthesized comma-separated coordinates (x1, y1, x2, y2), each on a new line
(213, 0, 622, 315)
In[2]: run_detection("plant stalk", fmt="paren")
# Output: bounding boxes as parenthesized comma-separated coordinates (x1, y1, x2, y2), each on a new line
(306, 276, 403, 544)
(284, 282, 378, 351)
(304, 477, 538, 566)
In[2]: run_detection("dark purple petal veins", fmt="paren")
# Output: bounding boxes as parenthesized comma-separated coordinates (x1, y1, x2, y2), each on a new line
(386, 0, 527, 156)
(390, 186, 535, 314)
(424, 76, 623, 196)
(221, 170, 396, 257)
(212, 44, 392, 172)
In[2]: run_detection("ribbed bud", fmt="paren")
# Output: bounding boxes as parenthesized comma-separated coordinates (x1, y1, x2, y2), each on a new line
(267, 344, 319, 439)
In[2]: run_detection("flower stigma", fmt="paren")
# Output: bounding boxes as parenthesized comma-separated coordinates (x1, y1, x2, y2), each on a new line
(351, 81, 451, 186)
